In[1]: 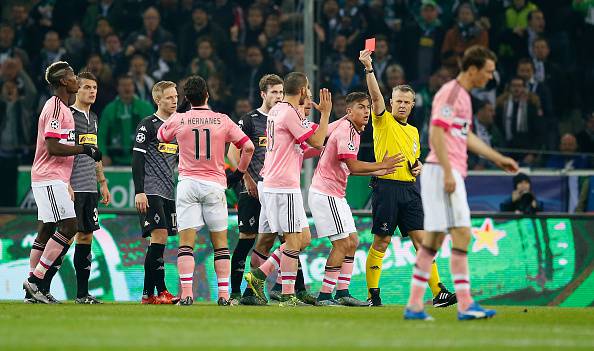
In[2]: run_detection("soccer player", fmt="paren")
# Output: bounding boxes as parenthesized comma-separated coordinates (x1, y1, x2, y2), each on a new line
(158, 75, 255, 306)
(133, 81, 180, 305)
(404, 46, 518, 321)
(70, 71, 111, 304)
(226, 74, 284, 305)
(23, 61, 102, 304)
(359, 50, 457, 307)
(244, 72, 332, 307)
(309, 92, 403, 306)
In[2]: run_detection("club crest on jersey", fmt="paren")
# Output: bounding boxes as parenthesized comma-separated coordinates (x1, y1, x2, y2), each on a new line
(50, 119, 59, 129)
(440, 105, 453, 119)
(136, 132, 146, 143)
(300, 119, 312, 129)
(154, 213, 160, 223)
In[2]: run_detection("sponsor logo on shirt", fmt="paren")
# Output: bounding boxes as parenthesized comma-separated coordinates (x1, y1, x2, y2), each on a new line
(258, 136, 267, 147)
(79, 134, 98, 145)
(67, 130, 76, 142)
(158, 143, 178, 154)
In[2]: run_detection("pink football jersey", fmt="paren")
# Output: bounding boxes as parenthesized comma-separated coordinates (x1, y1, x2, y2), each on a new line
(311, 119, 360, 198)
(31, 96, 76, 184)
(262, 102, 318, 191)
(158, 107, 249, 187)
(425, 80, 473, 177)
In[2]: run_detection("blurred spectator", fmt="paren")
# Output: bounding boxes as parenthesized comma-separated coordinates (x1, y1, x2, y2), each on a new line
(331, 94, 346, 120)
(371, 35, 400, 92)
(546, 133, 590, 170)
(469, 100, 505, 169)
(102, 33, 127, 78)
(330, 58, 362, 96)
(441, 2, 489, 72)
(0, 23, 30, 68)
(10, 4, 38, 56)
(532, 37, 569, 116)
(81, 53, 115, 116)
(152, 42, 184, 82)
(384, 64, 407, 97)
(516, 58, 551, 118)
(0, 79, 35, 151)
(504, 0, 538, 32)
(322, 34, 349, 81)
(63, 23, 88, 71)
(207, 74, 233, 115)
(242, 5, 265, 46)
(128, 54, 155, 104)
(496, 76, 542, 164)
(276, 38, 299, 76)
(576, 112, 594, 154)
(315, 0, 341, 50)
(82, 0, 124, 36)
(525, 10, 546, 59)
(500, 173, 543, 214)
(179, 5, 231, 65)
(188, 37, 226, 82)
(402, 0, 444, 85)
(29, 0, 56, 31)
(91, 17, 115, 56)
(234, 45, 270, 105)
(213, 0, 244, 34)
(231, 97, 253, 122)
(573, 0, 594, 67)
(413, 66, 452, 144)
(126, 7, 173, 64)
(259, 14, 283, 60)
(0, 57, 37, 110)
(98, 75, 154, 166)
(33, 31, 67, 88)
(156, 0, 185, 35)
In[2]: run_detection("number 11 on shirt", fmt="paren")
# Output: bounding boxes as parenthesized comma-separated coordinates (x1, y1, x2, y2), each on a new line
(192, 128, 211, 160)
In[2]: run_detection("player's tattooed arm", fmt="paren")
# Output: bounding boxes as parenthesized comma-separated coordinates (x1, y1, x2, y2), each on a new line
(96, 161, 111, 205)
(359, 49, 385, 116)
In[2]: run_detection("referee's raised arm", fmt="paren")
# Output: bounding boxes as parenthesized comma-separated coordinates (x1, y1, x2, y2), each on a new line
(359, 49, 385, 116)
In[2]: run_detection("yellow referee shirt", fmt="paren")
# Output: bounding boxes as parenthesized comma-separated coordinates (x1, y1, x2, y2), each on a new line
(372, 110, 420, 182)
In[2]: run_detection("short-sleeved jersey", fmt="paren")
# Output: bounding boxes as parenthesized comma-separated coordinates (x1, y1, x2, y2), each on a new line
(158, 107, 249, 188)
(425, 80, 472, 177)
(311, 118, 360, 198)
(31, 96, 76, 184)
(372, 110, 420, 182)
(238, 109, 267, 183)
(134, 114, 178, 199)
(262, 102, 318, 192)
(70, 107, 99, 192)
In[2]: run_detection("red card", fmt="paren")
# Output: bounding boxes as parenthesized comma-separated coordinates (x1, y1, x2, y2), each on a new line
(365, 38, 376, 52)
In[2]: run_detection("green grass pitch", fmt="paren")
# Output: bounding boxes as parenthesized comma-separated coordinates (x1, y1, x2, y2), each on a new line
(1, 302, 593, 350)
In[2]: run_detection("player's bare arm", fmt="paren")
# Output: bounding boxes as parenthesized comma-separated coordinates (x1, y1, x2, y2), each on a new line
(429, 125, 456, 193)
(227, 143, 240, 169)
(46, 137, 101, 161)
(307, 88, 332, 148)
(346, 151, 405, 176)
(467, 131, 519, 173)
(95, 161, 111, 205)
(359, 49, 385, 115)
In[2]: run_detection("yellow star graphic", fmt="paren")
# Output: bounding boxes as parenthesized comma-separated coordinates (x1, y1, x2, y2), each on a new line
(471, 218, 506, 256)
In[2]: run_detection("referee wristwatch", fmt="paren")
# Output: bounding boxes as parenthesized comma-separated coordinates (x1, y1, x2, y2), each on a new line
(365, 68, 374, 74)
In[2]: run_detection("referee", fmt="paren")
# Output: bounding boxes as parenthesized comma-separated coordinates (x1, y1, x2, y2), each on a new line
(359, 49, 456, 308)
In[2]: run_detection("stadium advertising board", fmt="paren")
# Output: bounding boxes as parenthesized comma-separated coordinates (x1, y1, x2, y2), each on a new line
(1, 213, 592, 306)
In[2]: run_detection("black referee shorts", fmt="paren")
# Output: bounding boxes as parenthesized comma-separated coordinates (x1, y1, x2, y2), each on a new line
(74, 192, 100, 233)
(139, 195, 177, 237)
(371, 177, 424, 237)
(237, 192, 261, 234)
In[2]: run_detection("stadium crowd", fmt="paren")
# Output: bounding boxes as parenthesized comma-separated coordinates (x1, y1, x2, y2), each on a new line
(0, 0, 593, 171)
